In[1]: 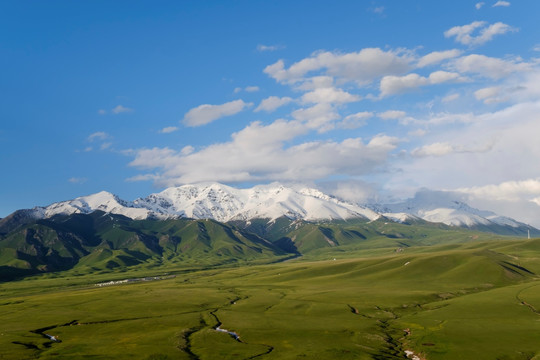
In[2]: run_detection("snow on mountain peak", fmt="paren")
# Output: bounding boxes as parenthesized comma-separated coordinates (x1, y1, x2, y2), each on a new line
(24, 183, 531, 233)
(380, 189, 524, 228)
(133, 182, 380, 222)
(33, 190, 151, 220)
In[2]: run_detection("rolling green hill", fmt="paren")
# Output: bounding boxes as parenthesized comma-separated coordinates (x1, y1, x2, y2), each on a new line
(0, 211, 289, 281)
(0, 237, 539, 359)
(1, 211, 516, 281)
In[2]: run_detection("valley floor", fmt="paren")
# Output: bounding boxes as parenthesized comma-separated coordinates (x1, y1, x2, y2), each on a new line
(2, 238, 540, 359)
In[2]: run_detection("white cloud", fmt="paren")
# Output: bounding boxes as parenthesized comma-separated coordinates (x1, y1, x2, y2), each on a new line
(457, 179, 540, 202)
(129, 119, 399, 186)
(380, 71, 463, 96)
(533, 44, 540, 52)
(413, 112, 477, 126)
(100, 142, 112, 150)
(380, 73, 429, 96)
(257, 44, 283, 52)
(245, 86, 260, 93)
(442, 93, 460, 103)
(319, 179, 379, 203)
(112, 105, 134, 114)
(87, 132, 110, 142)
(339, 112, 373, 129)
(454, 178, 540, 227)
(254, 96, 293, 112)
(378, 110, 406, 120)
(235, 86, 260, 93)
(417, 49, 462, 68)
(301, 87, 361, 104)
(428, 70, 462, 84)
(68, 177, 87, 184)
(390, 101, 540, 207)
(475, 2, 485, 9)
(493, 1, 510, 7)
(474, 86, 505, 104)
(183, 99, 252, 127)
(98, 109, 107, 115)
(409, 129, 427, 137)
(264, 48, 412, 85)
(180, 145, 194, 155)
(444, 21, 517, 46)
(451, 54, 531, 79)
(159, 126, 179, 134)
(292, 103, 340, 132)
(411, 142, 454, 157)
(372, 6, 385, 14)
(411, 141, 495, 157)
(295, 76, 334, 91)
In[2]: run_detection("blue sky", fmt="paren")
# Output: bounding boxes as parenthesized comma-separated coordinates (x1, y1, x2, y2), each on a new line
(2, 0, 540, 226)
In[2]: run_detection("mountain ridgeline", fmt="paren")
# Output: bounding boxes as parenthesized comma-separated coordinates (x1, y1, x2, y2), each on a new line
(1, 183, 538, 280)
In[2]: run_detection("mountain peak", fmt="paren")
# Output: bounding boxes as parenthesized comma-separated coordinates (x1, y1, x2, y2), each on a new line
(11, 183, 536, 236)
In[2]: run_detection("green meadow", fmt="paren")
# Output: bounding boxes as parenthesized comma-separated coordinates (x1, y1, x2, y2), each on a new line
(2, 236, 540, 359)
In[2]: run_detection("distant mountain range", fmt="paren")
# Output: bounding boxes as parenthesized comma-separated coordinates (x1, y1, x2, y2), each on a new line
(1, 183, 538, 281)
(2, 182, 537, 236)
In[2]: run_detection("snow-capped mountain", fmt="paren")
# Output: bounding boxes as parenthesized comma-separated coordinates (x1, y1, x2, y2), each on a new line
(26, 183, 380, 223)
(377, 189, 529, 229)
(30, 191, 153, 220)
(12, 183, 536, 236)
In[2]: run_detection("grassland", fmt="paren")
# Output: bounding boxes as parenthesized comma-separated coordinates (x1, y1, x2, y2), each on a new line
(1, 236, 540, 359)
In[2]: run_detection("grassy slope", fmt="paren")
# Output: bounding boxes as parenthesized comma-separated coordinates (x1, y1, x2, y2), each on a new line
(0, 214, 288, 280)
(1, 237, 540, 359)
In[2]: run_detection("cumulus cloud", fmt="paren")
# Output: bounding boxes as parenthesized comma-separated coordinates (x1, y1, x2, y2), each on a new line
(474, 86, 505, 104)
(380, 71, 463, 96)
(417, 49, 462, 68)
(301, 87, 361, 104)
(128, 119, 399, 186)
(295, 76, 335, 91)
(493, 1, 510, 7)
(475, 2, 485, 9)
(180, 145, 194, 155)
(380, 73, 429, 96)
(457, 179, 540, 202)
(411, 142, 454, 157)
(391, 101, 540, 206)
(409, 129, 427, 137)
(444, 21, 517, 46)
(378, 110, 406, 120)
(254, 96, 294, 112)
(292, 103, 340, 132)
(183, 99, 252, 127)
(451, 54, 531, 79)
(159, 126, 179, 134)
(442, 93, 460, 103)
(339, 112, 373, 129)
(264, 48, 412, 85)
(454, 178, 540, 227)
(112, 105, 134, 114)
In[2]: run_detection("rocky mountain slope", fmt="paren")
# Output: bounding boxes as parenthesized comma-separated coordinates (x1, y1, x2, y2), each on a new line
(1, 183, 537, 237)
